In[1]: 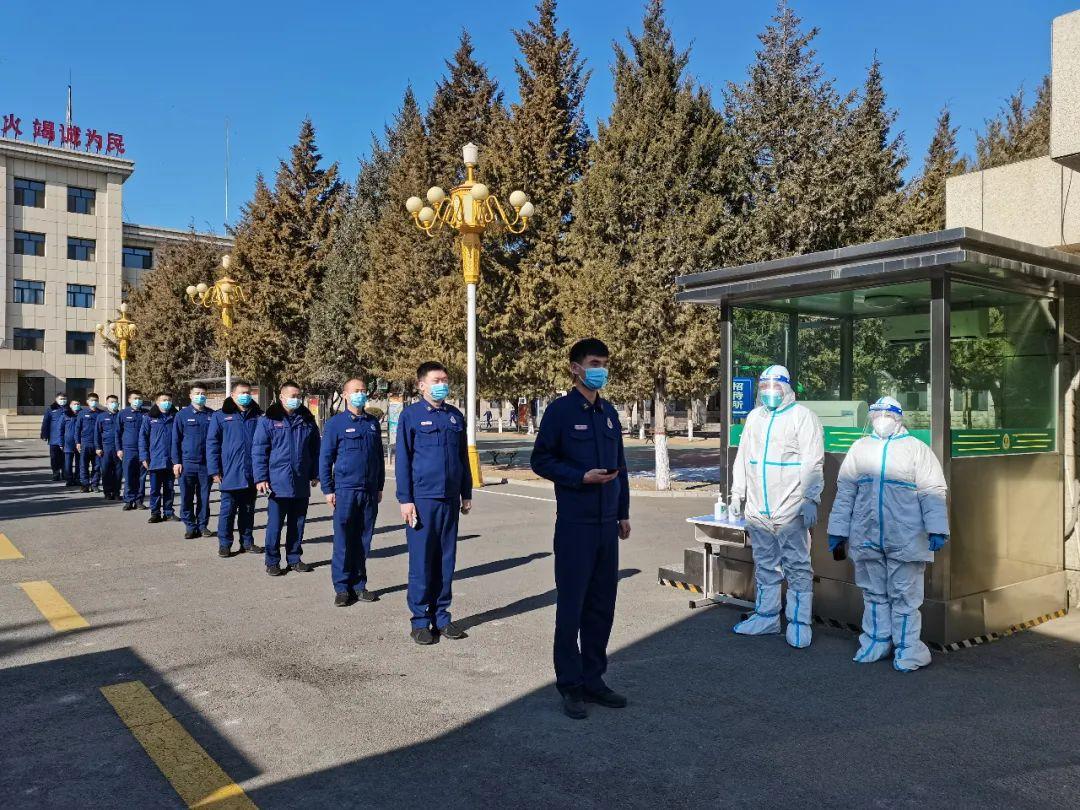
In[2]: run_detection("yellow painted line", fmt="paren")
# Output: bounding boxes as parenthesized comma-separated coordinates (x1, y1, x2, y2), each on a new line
(100, 681, 256, 809)
(17, 581, 88, 631)
(0, 532, 23, 560)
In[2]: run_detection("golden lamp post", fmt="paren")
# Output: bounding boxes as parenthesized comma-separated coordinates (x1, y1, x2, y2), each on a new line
(96, 303, 137, 403)
(186, 254, 247, 394)
(405, 142, 536, 489)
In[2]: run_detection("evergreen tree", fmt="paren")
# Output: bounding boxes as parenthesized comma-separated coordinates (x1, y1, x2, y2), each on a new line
(564, 0, 745, 489)
(224, 119, 345, 393)
(903, 106, 965, 233)
(124, 233, 225, 397)
(976, 74, 1052, 169)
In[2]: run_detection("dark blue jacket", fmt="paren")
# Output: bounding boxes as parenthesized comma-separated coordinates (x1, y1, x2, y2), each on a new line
(394, 400, 472, 503)
(76, 407, 103, 449)
(251, 403, 321, 499)
(62, 409, 80, 452)
(140, 405, 177, 470)
(531, 388, 630, 524)
(172, 404, 214, 472)
(116, 406, 147, 451)
(319, 409, 385, 494)
(207, 398, 263, 490)
(41, 403, 66, 446)
(96, 410, 120, 452)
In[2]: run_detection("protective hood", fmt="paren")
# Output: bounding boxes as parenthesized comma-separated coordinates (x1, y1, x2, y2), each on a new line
(869, 396, 904, 439)
(757, 364, 796, 410)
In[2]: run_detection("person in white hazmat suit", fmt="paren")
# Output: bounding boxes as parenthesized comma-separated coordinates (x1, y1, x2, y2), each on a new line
(729, 365, 824, 648)
(826, 396, 949, 672)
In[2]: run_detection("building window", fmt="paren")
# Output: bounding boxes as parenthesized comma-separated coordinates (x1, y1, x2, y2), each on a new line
(14, 178, 45, 208)
(68, 237, 96, 262)
(67, 283, 96, 308)
(14, 231, 46, 257)
(13, 279, 45, 305)
(67, 378, 94, 403)
(18, 375, 45, 408)
(13, 328, 45, 351)
(67, 186, 96, 215)
(66, 331, 95, 355)
(122, 246, 153, 270)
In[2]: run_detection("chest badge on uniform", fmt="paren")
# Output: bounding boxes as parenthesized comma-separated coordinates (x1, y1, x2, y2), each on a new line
(345, 428, 356, 433)
(421, 420, 433, 426)
(574, 424, 588, 430)
(607, 418, 614, 429)
(224, 416, 233, 421)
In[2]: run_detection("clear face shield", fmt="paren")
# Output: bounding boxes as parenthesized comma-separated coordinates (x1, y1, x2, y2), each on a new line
(757, 365, 794, 410)
(868, 398, 904, 438)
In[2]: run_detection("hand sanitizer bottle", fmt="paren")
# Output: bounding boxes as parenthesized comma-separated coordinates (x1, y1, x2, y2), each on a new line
(714, 495, 727, 522)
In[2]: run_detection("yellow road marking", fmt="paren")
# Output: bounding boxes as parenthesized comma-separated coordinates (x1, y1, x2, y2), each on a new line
(0, 532, 23, 560)
(100, 681, 256, 809)
(17, 581, 88, 631)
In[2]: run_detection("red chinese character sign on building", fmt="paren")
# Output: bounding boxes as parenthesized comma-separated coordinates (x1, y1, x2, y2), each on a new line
(2, 111, 124, 155)
(2, 114, 21, 138)
(60, 124, 81, 148)
(33, 119, 55, 144)
(106, 132, 125, 155)
(85, 129, 103, 152)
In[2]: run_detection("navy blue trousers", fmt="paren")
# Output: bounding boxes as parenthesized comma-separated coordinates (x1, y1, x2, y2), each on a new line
(180, 470, 212, 531)
(63, 450, 80, 484)
(264, 495, 308, 567)
(99, 449, 122, 497)
(148, 468, 175, 516)
(405, 498, 459, 630)
(331, 489, 378, 595)
(218, 487, 257, 551)
(49, 444, 64, 475)
(553, 519, 619, 694)
(122, 452, 146, 505)
(79, 448, 100, 487)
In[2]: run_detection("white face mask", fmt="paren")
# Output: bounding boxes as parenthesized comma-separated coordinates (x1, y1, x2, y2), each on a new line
(871, 415, 899, 438)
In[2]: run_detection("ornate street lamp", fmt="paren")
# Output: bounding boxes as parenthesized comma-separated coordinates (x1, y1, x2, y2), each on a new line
(97, 303, 137, 403)
(186, 254, 247, 393)
(405, 142, 535, 489)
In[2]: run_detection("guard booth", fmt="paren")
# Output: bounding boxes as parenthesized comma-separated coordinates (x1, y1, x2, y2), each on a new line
(663, 228, 1079, 646)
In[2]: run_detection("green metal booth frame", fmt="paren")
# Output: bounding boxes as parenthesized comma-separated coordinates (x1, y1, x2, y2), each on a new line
(669, 228, 1080, 646)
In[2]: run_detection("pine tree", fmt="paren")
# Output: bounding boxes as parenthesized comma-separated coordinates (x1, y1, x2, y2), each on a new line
(564, 0, 745, 490)
(976, 74, 1052, 169)
(224, 119, 345, 393)
(903, 106, 965, 233)
(482, 0, 591, 411)
(124, 233, 225, 397)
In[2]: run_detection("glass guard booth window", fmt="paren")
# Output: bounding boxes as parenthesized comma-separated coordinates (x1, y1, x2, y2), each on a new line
(731, 282, 931, 451)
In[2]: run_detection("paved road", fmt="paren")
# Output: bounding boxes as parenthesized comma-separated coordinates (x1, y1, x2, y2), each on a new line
(1, 439, 1079, 808)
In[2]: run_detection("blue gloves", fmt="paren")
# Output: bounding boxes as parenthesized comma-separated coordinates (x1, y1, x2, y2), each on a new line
(800, 499, 818, 529)
(928, 533, 948, 552)
(828, 535, 847, 553)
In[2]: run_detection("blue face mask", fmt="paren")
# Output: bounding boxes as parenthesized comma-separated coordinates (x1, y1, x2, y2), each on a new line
(130, 399, 142, 409)
(581, 367, 609, 391)
(348, 392, 369, 409)
(761, 391, 783, 410)
(71, 403, 81, 412)
(107, 402, 119, 412)
(285, 397, 301, 410)
(429, 383, 449, 402)
(57, 399, 67, 406)
(236, 393, 252, 407)
(192, 394, 207, 406)
(159, 401, 173, 412)
(87, 399, 99, 409)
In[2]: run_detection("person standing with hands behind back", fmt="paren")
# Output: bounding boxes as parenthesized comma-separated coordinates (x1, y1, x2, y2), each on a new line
(531, 338, 631, 720)
(395, 362, 472, 646)
(141, 393, 179, 523)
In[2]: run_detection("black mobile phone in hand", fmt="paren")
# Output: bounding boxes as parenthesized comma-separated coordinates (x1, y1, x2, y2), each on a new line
(603, 467, 624, 475)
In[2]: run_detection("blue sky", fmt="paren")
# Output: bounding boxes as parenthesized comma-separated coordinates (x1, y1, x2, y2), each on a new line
(1, 1, 1074, 232)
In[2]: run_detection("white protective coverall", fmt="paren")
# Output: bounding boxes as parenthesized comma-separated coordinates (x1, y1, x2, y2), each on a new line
(730, 366, 824, 648)
(827, 397, 949, 671)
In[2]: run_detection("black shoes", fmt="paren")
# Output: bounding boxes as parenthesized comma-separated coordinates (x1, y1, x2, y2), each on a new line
(355, 589, 378, 603)
(561, 689, 587, 720)
(147, 514, 162, 524)
(583, 686, 628, 709)
(184, 530, 198, 540)
(81, 485, 90, 493)
(51, 473, 62, 482)
(438, 621, 467, 640)
(334, 592, 351, 607)
(266, 565, 284, 576)
(289, 561, 313, 573)
(411, 628, 436, 645)
(201, 529, 215, 538)
(167, 515, 181, 522)
(135, 502, 146, 510)
(247, 543, 265, 553)
(218, 548, 230, 558)
(122, 502, 134, 511)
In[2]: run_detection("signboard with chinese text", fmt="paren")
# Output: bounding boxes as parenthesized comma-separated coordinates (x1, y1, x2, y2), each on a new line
(1, 111, 125, 155)
(732, 377, 753, 419)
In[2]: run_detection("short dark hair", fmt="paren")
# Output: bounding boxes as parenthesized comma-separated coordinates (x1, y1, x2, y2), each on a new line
(569, 338, 609, 365)
(129, 390, 143, 398)
(416, 361, 448, 381)
(87, 392, 99, 400)
(279, 380, 301, 392)
(154, 392, 171, 400)
(56, 392, 65, 397)
(106, 394, 119, 402)
(190, 384, 206, 392)
(231, 379, 251, 391)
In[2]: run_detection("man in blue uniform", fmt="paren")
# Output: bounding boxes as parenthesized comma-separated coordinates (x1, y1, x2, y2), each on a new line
(76, 392, 104, 492)
(395, 361, 473, 645)
(531, 338, 631, 720)
(173, 385, 215, 539)
(41, 393, 68, 481)
(207, 380, 265, 558)
(319, 377, 385, 607)
(95, 395, 123, 500)
(117, 391, 148, 510)
(252, 382, 321, 576)
(62, 399, 81, 487)
(140, 393, 179, 523)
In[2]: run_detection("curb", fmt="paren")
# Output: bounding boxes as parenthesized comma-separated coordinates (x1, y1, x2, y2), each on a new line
(482, 475, 714, 499)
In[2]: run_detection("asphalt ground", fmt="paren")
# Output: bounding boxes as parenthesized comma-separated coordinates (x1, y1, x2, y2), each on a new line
(1, 438, 1079, 808)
